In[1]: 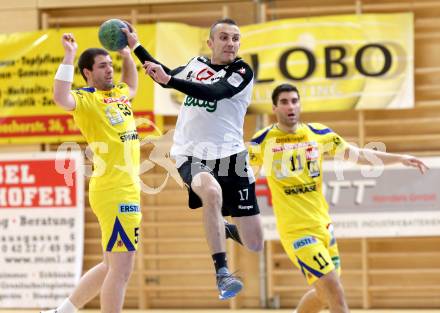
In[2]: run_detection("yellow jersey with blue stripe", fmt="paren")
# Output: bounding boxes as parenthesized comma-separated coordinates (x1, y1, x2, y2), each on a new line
(70, 83, 140, 192)
(248, 123, 347, 235)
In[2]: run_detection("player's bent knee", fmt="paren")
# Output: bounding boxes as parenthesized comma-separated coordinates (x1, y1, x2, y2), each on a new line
(192, 172, 217, 189)
(109, 264, 134, 283)
(233, 215, 264, 251)
(101, 261, 110, 273)
(106, 269, 132, 285)
(244, 237, 264, 252)
(247, 241, 264, 252)
(328, 279, 344, 295)
(317, 273, 345, 300)
(313, 285, 328, 304)
(201, 186, 222, 208)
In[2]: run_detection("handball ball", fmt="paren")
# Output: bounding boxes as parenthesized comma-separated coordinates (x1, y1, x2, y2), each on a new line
(98, 19, 129, 51)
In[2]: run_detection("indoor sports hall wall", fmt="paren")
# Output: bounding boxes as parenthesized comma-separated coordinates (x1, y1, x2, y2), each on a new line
(1, 0, 440, 309)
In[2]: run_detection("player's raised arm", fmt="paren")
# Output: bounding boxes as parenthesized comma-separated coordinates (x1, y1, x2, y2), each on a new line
(53, 33, 77, 111)
(119, 46, 138, 99)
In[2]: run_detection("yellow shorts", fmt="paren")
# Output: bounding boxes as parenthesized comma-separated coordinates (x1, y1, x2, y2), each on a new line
(280, 223, 341, 285)
(89, 185, 141, 252)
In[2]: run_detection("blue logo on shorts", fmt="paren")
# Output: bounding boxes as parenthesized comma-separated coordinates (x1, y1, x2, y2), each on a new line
(293, 236, 317, 250)
(119, 203, 140, 213)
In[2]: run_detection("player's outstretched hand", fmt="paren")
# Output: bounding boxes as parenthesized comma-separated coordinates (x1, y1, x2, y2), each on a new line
(121, 25, 138, 50)
(61, 33, 78, 55)
(401, 155, 429, 174)
(143, 61, 171, 84)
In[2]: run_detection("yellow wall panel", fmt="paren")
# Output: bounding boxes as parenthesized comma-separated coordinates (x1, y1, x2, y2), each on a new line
(38, 0, 139, 8)
(0, 9, 38, 32)
(0, 0, 36, 10)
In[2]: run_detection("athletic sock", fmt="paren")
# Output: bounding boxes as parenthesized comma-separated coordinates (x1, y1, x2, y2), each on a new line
(212, 252, 228, 273)
(57, 298, 77, 313)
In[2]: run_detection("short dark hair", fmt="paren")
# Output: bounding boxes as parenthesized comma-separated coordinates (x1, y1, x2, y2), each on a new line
(209, 18, 238, 38)
(272, 83, 300, 105)
(77, 48, 109, 82)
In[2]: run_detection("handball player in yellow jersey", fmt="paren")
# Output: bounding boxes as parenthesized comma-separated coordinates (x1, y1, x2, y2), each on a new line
(249, 83, 428, 313)
(44, 32, 139, 313)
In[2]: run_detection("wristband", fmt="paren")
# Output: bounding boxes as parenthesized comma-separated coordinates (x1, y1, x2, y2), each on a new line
(55, 64, 74, 83)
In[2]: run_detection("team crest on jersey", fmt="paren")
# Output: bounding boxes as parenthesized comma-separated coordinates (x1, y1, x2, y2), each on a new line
(105, 105, 124, 125)
(238, 67, 246, 75)
(196, 68, 215, 81)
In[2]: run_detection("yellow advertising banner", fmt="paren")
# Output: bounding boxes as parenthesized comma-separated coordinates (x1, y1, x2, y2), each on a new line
(154, 23, 205, 115)
(0, 25, 162, 144)
(0, 13, 414, 140)
(154, 13, 414, 115)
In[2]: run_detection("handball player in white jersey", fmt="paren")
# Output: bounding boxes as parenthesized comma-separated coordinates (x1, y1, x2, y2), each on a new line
(123, 19, 263, 300)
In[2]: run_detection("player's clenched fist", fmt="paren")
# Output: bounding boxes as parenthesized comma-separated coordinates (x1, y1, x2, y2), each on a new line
(143, 61, 171, 84)
(61, 33, 78, 54)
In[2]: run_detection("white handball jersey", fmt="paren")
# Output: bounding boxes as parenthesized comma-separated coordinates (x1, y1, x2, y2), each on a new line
(169, 56, 254, 161)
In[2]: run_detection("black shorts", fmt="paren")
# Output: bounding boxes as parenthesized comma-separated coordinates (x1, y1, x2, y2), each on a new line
(177, 151, 260, 217)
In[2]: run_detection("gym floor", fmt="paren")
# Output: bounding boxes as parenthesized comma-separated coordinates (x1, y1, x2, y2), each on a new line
(0, 309, 440, 313)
